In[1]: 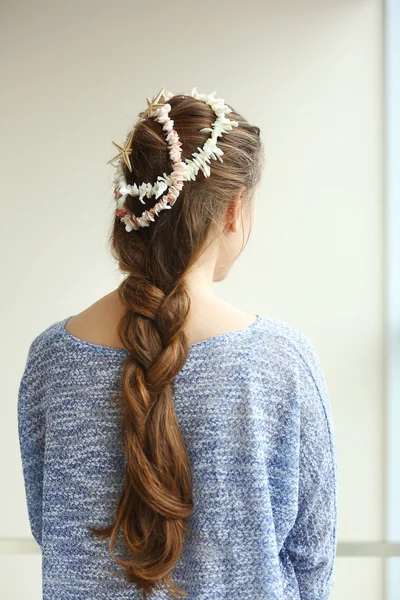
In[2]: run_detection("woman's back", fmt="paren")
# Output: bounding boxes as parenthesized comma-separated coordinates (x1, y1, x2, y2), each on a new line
(18, 311, 337, 600)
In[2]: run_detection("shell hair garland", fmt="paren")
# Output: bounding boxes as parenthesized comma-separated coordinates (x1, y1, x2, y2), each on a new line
(107, 87, 239, 232)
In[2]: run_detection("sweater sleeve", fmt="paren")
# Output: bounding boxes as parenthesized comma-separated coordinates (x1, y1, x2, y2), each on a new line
(282, 333, 338, 600)
(17, 337, 45, 548)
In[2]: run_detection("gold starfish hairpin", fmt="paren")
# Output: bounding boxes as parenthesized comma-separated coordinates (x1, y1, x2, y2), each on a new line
(107, 129, 134, 172)
(140, 87, 168, 119)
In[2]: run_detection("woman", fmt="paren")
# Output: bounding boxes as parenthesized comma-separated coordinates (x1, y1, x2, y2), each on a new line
(17, 88, 338, 600)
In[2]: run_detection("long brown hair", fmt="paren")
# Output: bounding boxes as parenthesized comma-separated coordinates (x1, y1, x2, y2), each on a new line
(89, 92, 264, 599)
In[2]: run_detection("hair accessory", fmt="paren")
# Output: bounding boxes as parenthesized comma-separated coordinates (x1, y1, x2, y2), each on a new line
(107, 87, 239, 232)
(107, 130, 134, 172)
(141, 87, 169, 118)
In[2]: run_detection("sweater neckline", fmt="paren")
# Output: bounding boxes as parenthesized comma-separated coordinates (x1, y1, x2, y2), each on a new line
(58, 314, 262, 356)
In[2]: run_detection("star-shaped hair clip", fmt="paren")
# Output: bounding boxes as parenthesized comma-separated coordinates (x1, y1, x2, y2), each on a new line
(140, 87, 169, 119)
(107, 129, 134, 172)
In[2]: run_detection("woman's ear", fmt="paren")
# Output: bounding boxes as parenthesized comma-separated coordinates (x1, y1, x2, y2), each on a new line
(225, 186, 246, 233)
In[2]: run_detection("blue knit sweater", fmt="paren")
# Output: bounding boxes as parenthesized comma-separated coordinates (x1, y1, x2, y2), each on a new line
(17, 313, 338, 600)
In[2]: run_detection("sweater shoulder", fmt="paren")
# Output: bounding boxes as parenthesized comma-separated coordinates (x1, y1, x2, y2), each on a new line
(256, 314, 322, 366)
(255, 315, 329, 403)
(21, 319, 63, 371)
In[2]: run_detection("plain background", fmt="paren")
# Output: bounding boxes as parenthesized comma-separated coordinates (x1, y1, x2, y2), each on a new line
(0, 0, 390, 598)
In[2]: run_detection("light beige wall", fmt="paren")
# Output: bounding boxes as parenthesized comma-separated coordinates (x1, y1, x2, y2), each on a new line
(1, 0, 383, 598)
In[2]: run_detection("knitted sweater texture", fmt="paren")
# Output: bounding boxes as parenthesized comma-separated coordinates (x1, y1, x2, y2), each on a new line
(17, 313, 338, 600)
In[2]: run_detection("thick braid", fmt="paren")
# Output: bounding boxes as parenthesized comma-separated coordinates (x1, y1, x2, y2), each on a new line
(100, 274, 194, 598)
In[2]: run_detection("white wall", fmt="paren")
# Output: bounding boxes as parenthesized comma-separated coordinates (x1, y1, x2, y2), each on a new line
(1, 0, 385, 598)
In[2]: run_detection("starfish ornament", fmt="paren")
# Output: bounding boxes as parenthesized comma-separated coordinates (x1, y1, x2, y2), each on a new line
(107, 129, 134, 172)
(141, 87, 168, 118)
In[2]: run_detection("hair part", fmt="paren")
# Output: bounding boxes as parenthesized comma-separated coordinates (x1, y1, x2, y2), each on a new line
(89, 93, 264, 599)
